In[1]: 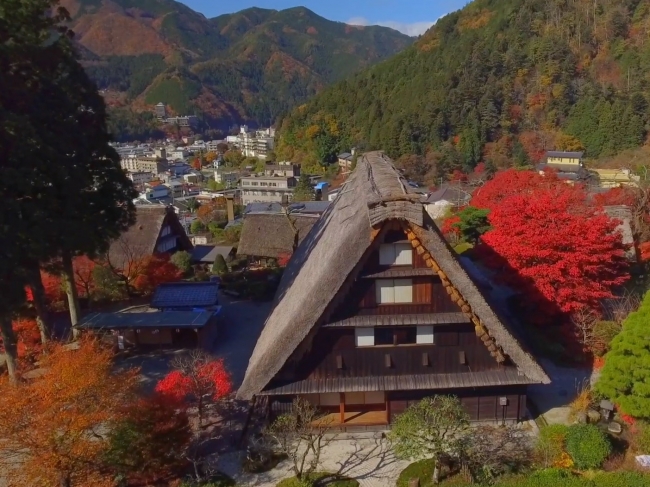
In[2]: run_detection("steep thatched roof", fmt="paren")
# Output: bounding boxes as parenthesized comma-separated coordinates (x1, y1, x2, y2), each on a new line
(108, 206, 169, 270)
(237, 151, 549, 400)
(107, 206, 191, 270)
(237, 213, 321, 259)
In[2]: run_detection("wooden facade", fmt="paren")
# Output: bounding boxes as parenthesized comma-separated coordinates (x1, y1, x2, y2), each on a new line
(266, 228, 531, 426)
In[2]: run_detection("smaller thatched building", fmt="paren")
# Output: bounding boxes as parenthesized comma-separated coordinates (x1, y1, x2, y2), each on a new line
(237, 202, 329, 260)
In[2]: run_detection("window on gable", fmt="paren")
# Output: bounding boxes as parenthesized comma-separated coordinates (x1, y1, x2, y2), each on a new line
(375, 279, 413, 304)
(379, 243, 413, 266)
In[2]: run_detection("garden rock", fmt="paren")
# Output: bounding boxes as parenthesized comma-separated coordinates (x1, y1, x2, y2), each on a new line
(608, 421, 622, 434)
(587, 409, 601, 424)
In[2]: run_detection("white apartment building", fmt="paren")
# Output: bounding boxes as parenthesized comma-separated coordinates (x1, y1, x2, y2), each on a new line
(240, 174, 296, 205)
(214, 169, 239, 187)
(128, 171, 154, 186)
(228, 125, 276, 159)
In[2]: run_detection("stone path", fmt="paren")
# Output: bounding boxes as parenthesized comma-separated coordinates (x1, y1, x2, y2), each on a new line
(218, 435, 409, 487)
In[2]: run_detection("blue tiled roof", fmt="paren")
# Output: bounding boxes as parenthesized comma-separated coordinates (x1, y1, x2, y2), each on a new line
(151, 282, 219, 309)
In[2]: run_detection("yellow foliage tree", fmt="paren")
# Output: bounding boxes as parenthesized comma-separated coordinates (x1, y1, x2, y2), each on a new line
(0, 338, 139, 487)
(305, 124, 321, 139)
(556, 133, 585, 152)
(205, 151, 217, 163)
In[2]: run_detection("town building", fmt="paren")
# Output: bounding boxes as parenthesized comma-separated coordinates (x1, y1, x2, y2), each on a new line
(165, 115, 199, 128)
(545, 151, 583, 167)
(128, 171, 154, 187)
(590, 168, 640, 188)
(121, 155, 168, 174)
(240, 174, 297, 205)
(264, 162, 300, 178)
(338, 149, 356, 170)
(422, 186, 471, 219)
(214, 169, 240, 187)
(155, 102, 167, 120)
(237, 152, 549, 428)
(228, 125, 276, 159)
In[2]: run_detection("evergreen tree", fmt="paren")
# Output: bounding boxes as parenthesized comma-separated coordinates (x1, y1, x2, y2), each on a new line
(595, 292, 650, 419)
(293, 173, 315, 202)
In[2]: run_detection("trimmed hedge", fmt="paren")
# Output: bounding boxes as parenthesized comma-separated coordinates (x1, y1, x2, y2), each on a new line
(565, 424, 611, 469)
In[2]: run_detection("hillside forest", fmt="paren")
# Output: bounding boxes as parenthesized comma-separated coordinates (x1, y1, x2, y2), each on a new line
(276, 0, 650, 178)
(62, 0, 412, 140)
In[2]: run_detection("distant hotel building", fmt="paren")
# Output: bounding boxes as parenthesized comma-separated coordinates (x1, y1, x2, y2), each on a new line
(154, 102, 199, 128)
(239, 162, 300, 205)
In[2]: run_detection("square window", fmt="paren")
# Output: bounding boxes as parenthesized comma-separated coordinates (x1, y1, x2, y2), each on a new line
(355, 327, 374, 346)
(416, 325, 434, 344)
(375, 279, 413, 304)
(394, 279, 413, 303)
(379, 243, 412, 266)
(375, 328, 393, 345)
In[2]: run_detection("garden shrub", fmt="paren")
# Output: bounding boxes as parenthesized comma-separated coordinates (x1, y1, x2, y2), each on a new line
(276, 472, 359, 487)
(212, 254, 228, 275)
(535, 424, 569, 468)
(565, 424, 611, 469)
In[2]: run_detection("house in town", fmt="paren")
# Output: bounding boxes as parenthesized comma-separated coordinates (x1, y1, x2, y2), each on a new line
(422, 186, 471, 219)
(237, 152, 549, 429)
(107, 206, 193, 272)
(545, 151, 584, 167)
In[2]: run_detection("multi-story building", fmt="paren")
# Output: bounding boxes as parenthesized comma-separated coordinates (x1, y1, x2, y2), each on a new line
(121, 155, 168, 175)
(155, 103, 167, 120)
(264, 162, 300, 178)
(165, 115, 199, 128)
(240, 174, 296, 205)
(229, 125, 276, 159)
(128, 171, 154, 187)
(214, 169, 240, 187)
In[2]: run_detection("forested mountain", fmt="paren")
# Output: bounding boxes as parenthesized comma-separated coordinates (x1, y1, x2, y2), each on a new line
(276, 0, 650, 178)
(60, 0, 412, 138)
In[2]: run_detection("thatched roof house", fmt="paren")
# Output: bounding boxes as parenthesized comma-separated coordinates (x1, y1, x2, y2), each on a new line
(237, 202, 329, 259)
(237, 152, 548, 426)
(107, 206, 192, 271)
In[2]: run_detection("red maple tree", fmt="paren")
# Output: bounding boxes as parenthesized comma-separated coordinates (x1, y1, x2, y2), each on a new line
(9, 318, 42, 361)
(155, 353, 232, 426)
(481, 188, 629, 316)
(593, 187, 636, 207)
(73, 256, 96, 299)
(471, 169, 577, 210)
(441, 215, 461, 238)
(130, 254, 183, 294)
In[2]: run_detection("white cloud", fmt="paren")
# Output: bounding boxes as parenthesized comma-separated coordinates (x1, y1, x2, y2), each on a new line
(346, 16, 435, 37)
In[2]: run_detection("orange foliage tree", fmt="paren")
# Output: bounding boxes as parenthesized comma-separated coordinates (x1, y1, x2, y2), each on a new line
(12, 318, 42, 362)
(156, 351, 232, 426)
(0, 338, 139, 487)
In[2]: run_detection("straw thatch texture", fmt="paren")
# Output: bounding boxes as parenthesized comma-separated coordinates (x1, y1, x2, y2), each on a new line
(107, 206, 168, 270)
(237, 214, 320, 259)
(236, 151, 549, 400)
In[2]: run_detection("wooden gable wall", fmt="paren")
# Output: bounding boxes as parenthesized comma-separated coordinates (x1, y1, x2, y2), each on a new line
(272, 224, 511, 385)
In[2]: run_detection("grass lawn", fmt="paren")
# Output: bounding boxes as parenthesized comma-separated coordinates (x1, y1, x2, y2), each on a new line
(453, 242, 474, 255)
(276, 472, 359, 487)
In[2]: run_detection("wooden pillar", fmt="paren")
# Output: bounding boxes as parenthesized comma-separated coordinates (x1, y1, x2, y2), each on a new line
(339, 393, 345, 424)
(385, 392, 391, 424)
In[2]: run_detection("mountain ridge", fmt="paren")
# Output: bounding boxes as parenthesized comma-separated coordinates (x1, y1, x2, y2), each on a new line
(275, 0, 650, 177)
(60, 0, 413, 138)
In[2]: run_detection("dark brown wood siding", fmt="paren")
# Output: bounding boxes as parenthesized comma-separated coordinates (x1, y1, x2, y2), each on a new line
(277, 325, 503, 381)
(332, 276, 461, 321)
(387, 387, 527, 422)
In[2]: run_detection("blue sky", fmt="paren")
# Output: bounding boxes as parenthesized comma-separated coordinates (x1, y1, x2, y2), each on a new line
(180, 0, 468, 36)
